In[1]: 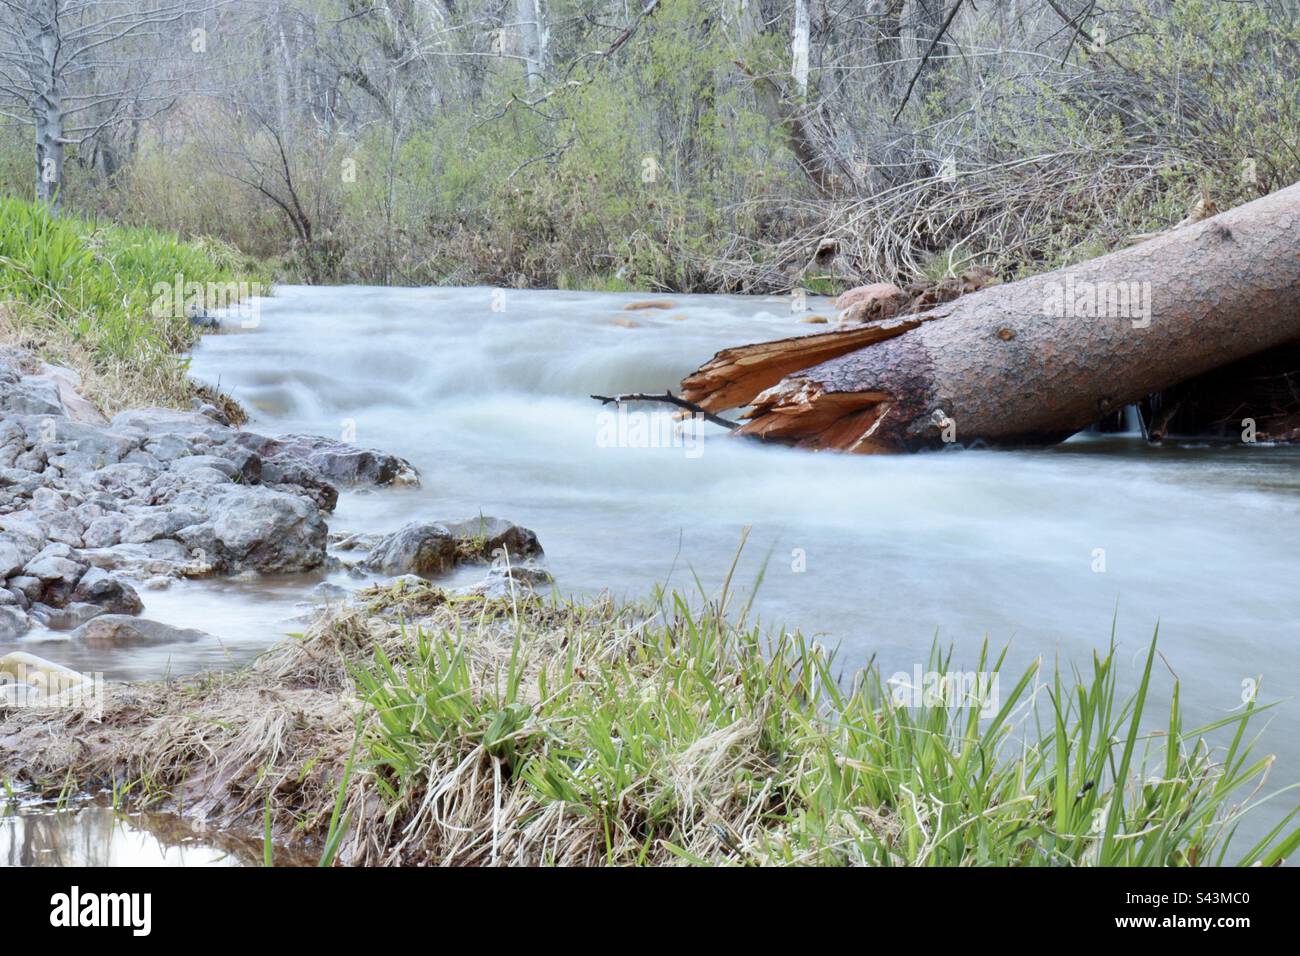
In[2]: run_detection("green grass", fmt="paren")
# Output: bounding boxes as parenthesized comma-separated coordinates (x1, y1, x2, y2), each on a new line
(0, 195, 266, 410)
(351, 584, 1299, 866)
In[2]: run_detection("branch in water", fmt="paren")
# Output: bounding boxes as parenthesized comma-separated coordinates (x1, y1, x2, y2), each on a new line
(590, 391, 740, 431)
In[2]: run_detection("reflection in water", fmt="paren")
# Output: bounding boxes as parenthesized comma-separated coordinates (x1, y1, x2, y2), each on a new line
(0, 795, 277, 867)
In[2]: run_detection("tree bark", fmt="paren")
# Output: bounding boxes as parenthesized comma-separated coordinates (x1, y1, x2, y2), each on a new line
(680, 180, 1300, 451)
(515, 0, 544, 92)
(34, 5, 63, 207)
(791, 0, 810, 98)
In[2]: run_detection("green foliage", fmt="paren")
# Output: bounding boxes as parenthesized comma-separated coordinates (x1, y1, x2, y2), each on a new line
(0, 0, 1294, 292)
(354, 587, 1297, 866)
(0, 194, 266, 407)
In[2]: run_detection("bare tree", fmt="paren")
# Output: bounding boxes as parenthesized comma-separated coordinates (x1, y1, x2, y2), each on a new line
(0, 0, 212, 208)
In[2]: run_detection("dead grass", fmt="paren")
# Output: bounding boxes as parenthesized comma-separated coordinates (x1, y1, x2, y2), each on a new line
(0, 304, 246, 420)
(2, 577, 1294, 867)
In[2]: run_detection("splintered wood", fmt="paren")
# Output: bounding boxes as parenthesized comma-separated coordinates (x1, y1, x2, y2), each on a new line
(679, 316, 923, 412)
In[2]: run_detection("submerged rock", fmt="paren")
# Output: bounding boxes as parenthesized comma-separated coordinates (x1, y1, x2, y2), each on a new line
(71, 615, 210, 648)
(0, 605, 30, 640)
(362, 517, 544, 578)
(29, 601, 105, 630)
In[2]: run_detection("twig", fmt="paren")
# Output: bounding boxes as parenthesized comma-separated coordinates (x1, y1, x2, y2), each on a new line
(892, 0, 964, 123)
(590, 391, 739, 430)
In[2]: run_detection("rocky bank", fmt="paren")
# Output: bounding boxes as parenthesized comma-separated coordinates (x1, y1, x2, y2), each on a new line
(0, 345, 548, 670)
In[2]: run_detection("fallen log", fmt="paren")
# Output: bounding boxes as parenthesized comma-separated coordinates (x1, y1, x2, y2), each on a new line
(680, 181, 1300, 451)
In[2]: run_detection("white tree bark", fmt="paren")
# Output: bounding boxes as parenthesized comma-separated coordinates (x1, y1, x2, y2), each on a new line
(515, 0, 544, 92)
(0, 0, 206, 210)
(791, 0, 810, 98)
(33, 1, 62, 206)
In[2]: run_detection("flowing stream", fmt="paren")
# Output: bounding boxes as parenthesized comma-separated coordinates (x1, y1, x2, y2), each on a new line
(10, 284, 1300, 862)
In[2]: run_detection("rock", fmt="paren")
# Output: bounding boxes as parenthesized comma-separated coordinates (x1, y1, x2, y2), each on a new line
(110, 407, 232, 445)
(176, 486, 327, 573)
(29, 601, 105, 630)
(6, 576, 41, 604)
(363, 522, 457, 576)
(121, 507, 202, 545)
(441, 516, 544, 563)
(0, 376, 63, 416)
(79, 539, 194, 577)
(310, 582, 351, 602)
(0, 533, 36, 578)
(71, 567, 143, 615)
(143, 433, 199, 461)
(168, 454, 240, 480)
(40, 509, 85, 547)
(0, 605, 30, 640)
(75, 461, 161, 497)
(331, 531, 384, 552)
(25, 417, 140, 464)
(235, 432, 419, 488)
(252, 456, 338, 512)
(834, 282, 905, 310)
(363, 518, 544, 577)
(71, 615, 209, 648)
(38, 363, 106, 425)
(22, 553, 86, 605)
(31, 486, 66, 511)
(0, 651, 87, 694)
(82, 513, 130, 548)
(834, 282, 907, 325)
(458, 564, 553, 600)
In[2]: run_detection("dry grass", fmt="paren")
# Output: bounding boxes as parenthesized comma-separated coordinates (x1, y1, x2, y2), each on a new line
(2, 577, 1295, 867)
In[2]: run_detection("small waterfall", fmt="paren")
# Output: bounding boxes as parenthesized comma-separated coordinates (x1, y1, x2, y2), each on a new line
(1120, 403, 1148, 439)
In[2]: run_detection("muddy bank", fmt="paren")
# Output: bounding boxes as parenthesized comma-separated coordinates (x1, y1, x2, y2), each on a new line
(0, 586, 639, 866)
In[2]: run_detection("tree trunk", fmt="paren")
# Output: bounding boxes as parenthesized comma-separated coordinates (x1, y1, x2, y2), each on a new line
(680, 181, 1300, 451)
(34, 9, 63, 208)
(791, 0, 810, 98)
(515, 0, 544, 92)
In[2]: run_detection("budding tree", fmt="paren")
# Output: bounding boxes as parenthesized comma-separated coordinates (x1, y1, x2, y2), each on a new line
(0, 0, 209, 208)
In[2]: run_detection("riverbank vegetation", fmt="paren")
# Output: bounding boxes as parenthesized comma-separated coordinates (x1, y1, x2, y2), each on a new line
(0, 196, 263, 413)
(1, 1, 1296, 292)
(4, 579, 1296, 866)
